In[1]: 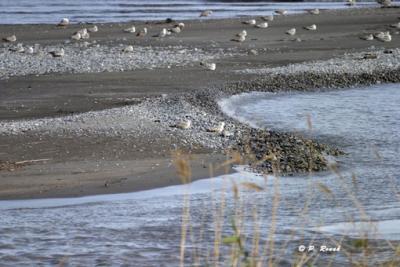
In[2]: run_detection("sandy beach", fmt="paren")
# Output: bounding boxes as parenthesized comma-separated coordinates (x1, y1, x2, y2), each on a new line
(1, 7, 400, 200)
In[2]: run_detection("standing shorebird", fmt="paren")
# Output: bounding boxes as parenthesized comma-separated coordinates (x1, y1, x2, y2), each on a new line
(242, 19, 256, 25)
(26, 46, 34, 54)
(124, 26, 136, 33)
(3, 35, 17, 42)
(307, 8, 320, 15)
(275, 9, 288, 15)
(207, 122, 225, 134)
(176, 22, 185, 29)
(176, 119, 192, 130)
(377, 0, 392, 7)
(170, 25, 181, 34)
(261, 15, 274, 22)
(286, 28, 296, 36)
(57, 18, 70, 27)
(154, 28, 168, 38)
(347, 0, 356, 6)
(255, 22, 268, 28)
(49, 48, 65, 57)
(71, 32, 81, 40)
(360, 34, 374, 41)
(304, 24, 317, 31)
(236, 30, 247, 38)
(11, 43, 24, 53)
(77, 28, 90, 39)
(391, 22, 400, 29)
(200, 62, 216, 71)
(136, 28, 147, 37)
(88, 25, 98, 33)
(231, 34, 246, 42)
(375, 31, 392, 42)
(200, 10, 213, 17)
(122, 45, 134, 52)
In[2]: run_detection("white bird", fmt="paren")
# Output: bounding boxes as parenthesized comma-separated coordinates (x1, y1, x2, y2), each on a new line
(236, 30, 247, 38)
(243, 19, 256, 25)
(12, 43, 24, 53)
(390, 22, 400, 29)
(71, 32, 81, 40)
(304, 24, 317, 31)
(122, 45, 134, 52)
(77, 28, 90, 39)
(232, 35, 246, 42)
(57, 18, 70, 27)
(261, 15, 274, 22)
(275, 9, 288, 15)
(347, 0, 356, 6)
(207, 122, 225, 134)
(176, 120, 192, 129)
(363, 52, 378, 60)
(286, 28, 296, 36)
(176, 22, 185, 29)
(360, 34, 374, 41)
(156, 28, 168, 38)
(255, 22, 268, 28)
(377, 0, 392, 7)
(123, 26, 136, 33)
(136, 28, 147, 37)
(3, 35, 17, 42)
(49, 48, 65, 57)
(200, 62, 216, 71)
(308, 8, 320, 15)
(375, 31, 392, 42)
(88, 25, 98, 33)
(170, 26, 181, 33)
(221, 130, 233, 137)
(200, 10, 213, 17)
(26, 46, 34, 54)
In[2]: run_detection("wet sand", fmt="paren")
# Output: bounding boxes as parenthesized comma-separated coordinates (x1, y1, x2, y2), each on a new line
(1, 7, 399, 199)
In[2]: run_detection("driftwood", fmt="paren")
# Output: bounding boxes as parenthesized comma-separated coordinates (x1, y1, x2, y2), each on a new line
(0, 158, 51, 171)
(14, 159, 51, 165)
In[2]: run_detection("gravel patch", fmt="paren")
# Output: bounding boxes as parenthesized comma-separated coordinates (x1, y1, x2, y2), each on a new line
(218, 48, 400, 97)
(0, 42, 235, 79)
(0, 92, 341, 174)
(236, 48, 400, 76)
(0, 96, 239, 151)
(2, 48, 399, 174)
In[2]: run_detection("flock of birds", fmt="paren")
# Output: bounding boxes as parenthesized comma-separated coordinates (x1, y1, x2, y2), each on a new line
(174, 119, 229, 137)
(1, 0, 397, 60)
(1, 17, 186, 57)
(0, 1, 398, 133)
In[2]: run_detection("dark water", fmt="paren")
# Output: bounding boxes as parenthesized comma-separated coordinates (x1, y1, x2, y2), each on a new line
(0, 0, 379, 24)
(0, 84, 399, 266)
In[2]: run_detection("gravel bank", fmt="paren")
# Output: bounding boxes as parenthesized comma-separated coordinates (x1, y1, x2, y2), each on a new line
(184, 48, 400, 173)
(2, 8, 400, 198)
(0, 42, 236, 79)
(0, 92, 342, 175)
(2, 48, 400, 174)
(227, 48, 400, 94)
(0, 96, 238, 151)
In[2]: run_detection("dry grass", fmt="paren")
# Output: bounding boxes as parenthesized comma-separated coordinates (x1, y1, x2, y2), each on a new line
(173, 129, 400, 267)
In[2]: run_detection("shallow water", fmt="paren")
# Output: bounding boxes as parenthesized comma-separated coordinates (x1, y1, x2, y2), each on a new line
(1, 83, 400, 266)
(0, 0, 378, 24)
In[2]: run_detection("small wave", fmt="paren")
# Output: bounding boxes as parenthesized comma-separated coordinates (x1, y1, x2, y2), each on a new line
(0, 0, 379, 24)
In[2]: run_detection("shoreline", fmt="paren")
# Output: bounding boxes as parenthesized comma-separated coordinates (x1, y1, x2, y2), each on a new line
(1, 7, 400, 200)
